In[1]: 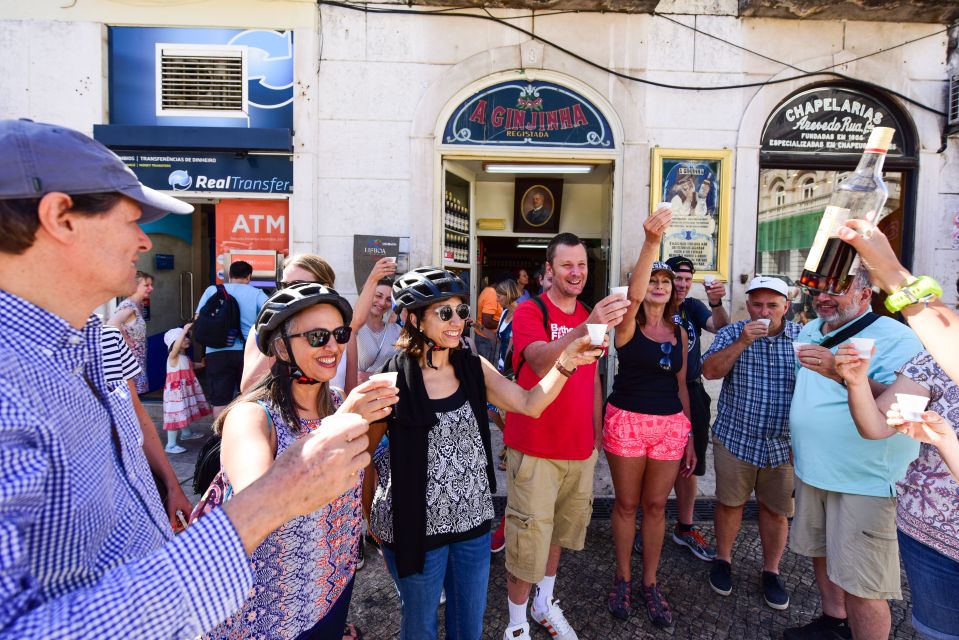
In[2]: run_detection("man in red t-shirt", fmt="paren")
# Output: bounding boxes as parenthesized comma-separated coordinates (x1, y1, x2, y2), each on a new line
(502, 233, 630, 640)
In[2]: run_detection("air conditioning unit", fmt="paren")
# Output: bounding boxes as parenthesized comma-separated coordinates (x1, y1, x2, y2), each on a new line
(155, 44, 247, 119)
(948, 72, 959, 134)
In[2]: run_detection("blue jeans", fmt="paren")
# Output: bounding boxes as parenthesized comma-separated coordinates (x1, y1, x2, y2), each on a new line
(382, 532, 491, 640)
(899, 530, 959, 640)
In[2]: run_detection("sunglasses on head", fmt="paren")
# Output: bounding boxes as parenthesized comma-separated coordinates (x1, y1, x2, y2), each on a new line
(433, 303, 471, 322)
(286, 326, 352, 348)
(277, 279, 310, 290)
(658, 342, 673, 371)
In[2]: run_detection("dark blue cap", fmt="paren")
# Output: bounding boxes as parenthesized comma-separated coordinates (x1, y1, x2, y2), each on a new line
(0, 119, 193, 224)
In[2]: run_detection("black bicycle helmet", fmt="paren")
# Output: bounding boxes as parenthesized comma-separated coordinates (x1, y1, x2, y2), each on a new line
(392, 266, 468, 310)
(255, 282, 353, 356)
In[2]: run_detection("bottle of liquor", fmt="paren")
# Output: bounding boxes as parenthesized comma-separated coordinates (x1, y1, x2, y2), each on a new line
(799, 127, 894, 295)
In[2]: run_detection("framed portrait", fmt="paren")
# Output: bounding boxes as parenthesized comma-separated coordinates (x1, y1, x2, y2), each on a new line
(513, 178, 563, 234)
(651, 148, 732, 281)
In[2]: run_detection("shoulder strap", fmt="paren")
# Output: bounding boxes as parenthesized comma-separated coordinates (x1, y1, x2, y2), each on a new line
(514, 296, 549, 379)
(255, 399, 274, 436)
(819, 312, 880, 350)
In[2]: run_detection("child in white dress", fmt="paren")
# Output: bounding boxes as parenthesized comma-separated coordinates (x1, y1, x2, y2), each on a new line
(163, 324, 212, 453)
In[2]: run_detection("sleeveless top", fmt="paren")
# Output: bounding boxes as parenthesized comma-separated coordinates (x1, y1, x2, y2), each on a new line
(357, 322, 401, 373)
(608, 323, 683, 415)
(116, 298, 148, 393)
(204, 390, 363, 639)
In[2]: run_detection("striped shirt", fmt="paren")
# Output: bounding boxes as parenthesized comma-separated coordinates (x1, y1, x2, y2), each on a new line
(101, 325, 141, 384)
(0, 289, 253, 638)
(702, 319, 802, 467)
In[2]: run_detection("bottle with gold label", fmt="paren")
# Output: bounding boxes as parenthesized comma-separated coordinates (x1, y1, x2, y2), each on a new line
(799, 127, 894, 295)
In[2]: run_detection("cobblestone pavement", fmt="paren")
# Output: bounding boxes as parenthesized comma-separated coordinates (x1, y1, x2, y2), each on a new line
(347, 520, 919, 639)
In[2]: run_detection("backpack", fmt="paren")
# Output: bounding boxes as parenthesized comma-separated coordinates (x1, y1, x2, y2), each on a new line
(193, 284, 241, 348)
(513, 295, 592, 379)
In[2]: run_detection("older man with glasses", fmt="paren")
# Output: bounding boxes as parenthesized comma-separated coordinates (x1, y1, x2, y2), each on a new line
(784, 266, 923, 640)
(701, 276, 801, 611)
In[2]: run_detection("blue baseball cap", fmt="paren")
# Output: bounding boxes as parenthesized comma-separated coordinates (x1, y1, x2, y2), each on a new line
(0, 119, 193, 224)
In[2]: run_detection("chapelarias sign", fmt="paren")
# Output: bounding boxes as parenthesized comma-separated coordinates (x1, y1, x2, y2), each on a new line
(761, 86, 907, 156)
(443, 81, 614, 148)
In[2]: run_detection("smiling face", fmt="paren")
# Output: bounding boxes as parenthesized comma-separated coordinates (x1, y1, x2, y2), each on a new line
(417, 295, 466, 349)
(370, 284, 392, 318)
(547, 243, 588, 301)
(284, 304, 346, 381)
(814, 285, 873, 333)
(75, 196, 152, 300)
(672, 270, 692, 302)
(645, 272, 674, 305)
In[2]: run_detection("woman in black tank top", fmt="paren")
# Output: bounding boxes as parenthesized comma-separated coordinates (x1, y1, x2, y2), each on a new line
(603, 257, 694, 628)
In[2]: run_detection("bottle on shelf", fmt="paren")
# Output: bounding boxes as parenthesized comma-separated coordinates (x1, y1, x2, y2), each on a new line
(799, 126, 894, 295)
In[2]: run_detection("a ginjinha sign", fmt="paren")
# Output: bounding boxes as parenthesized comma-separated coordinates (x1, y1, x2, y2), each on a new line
(444, 81, 614, 148)
(762, 86, 906, 156)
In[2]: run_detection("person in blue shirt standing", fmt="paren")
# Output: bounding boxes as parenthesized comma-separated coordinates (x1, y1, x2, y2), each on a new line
(701, 277, 801, 612)
(660, 255, 729, 561)
(0, 119, 371, 638)
(195, 260, 268, 415)
(784, 266, 922, 640)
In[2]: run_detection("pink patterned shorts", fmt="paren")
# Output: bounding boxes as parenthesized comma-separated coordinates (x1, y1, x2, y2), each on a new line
(603, 405, 691, 459)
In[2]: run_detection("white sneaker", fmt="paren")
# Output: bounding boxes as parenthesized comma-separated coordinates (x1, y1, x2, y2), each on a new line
(502, 622, 530, 639)
(164, 445, 186, 454)
(530, 598, 578, 639)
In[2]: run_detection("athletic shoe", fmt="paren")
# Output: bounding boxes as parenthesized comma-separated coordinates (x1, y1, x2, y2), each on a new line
(633, 530, 642, 554)
(761, 571, 789, 610)
(672, 525, 717, 561)
(178, 431, 205, 441)
(491, 516, 506, 553)
(355, 539, 365, 571)
(709, 560, 732, 596)
(503, 622, 531, 639)
(164, 445, 187, 454)
(607, 576, 631, 620)
(782, 615, 852, 639)
(641, 583, 673, 628)
(531, 597, 578, 639)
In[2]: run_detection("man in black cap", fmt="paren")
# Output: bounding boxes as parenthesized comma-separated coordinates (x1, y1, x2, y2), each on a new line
(657, 255, 729, 561)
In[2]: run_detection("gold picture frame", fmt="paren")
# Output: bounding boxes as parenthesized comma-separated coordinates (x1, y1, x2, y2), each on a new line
(650, 148, 733, 282)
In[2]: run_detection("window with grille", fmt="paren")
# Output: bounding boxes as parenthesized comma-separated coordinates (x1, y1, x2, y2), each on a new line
(155, 44, 247, 118)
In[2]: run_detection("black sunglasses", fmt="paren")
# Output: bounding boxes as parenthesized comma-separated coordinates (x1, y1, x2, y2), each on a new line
(286, 326, 352, 348)
(433, 303, 471, 322)
(277, 279, 310, 290)
(659, 342, 673, 371)
(801, 285, 847, 297)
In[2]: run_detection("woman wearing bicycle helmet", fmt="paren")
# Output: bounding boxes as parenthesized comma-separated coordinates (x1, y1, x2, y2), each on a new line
(200, 282, 398, 640)
(364, 267, 604, 640)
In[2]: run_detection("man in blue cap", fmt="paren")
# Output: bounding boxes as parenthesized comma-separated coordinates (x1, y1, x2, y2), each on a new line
(0, 119, 371, 637)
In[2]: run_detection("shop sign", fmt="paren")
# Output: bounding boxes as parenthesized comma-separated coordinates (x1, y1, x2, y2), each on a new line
(215, 200, 289, 283)
(762, 87, 906, 156)
(443, 81, 613, 148)
(117, 150, 292, 194)
(353, 235, 400, 292)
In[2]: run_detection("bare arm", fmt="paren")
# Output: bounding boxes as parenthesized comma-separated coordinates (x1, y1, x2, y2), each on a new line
(220, 402, 276, 494)
(107, 306, 136, 329)
(360, 421, 388, 523)
(240, 327, 273, 392)
(483, 334, 603, 418)
(351, 257, 399, 333)
(128, 379, 193, 530)
(677, 329, 691, 421)
(703, 282, 730, 332)
(702, 325, 752, 380)
(593, 366, 603, 452)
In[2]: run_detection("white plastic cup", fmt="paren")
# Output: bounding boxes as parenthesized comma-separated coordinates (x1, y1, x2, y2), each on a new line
(757, 318, 771, 327)
(895, 393, 929, 422)
(383, 256, 397, 265)
(586, 323, 608, 345)
(849, 337, 875, 359)
(703, 275, 716, 287)
(655, 201, 671, 212)
(369, 372, 399, 387)
(792, 342, 811, 355)
(610, 286, 628, 299)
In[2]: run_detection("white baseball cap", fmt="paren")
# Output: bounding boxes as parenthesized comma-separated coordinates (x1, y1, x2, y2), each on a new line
(745, 276, 789, 297)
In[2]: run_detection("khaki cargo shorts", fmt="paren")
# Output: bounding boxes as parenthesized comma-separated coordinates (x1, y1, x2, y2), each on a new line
(504, 448, 598, 584)
(790, 476, 901, 600)
(713, 438, 794, 517)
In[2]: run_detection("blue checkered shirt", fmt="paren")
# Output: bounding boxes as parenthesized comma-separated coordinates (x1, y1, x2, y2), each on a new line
(702, 319, 802, 467)
(0, 290, 252, 638)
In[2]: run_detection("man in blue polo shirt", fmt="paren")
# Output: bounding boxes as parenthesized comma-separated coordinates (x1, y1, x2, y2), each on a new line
(784, 267, 922, 640)
(196, 260, 267, 414)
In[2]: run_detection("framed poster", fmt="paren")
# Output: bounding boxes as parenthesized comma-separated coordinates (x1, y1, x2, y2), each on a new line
(651, 148, 732, 281)
(513, 178, 563, 234)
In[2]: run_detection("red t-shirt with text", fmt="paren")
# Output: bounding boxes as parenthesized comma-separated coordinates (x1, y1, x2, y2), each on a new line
(504, 295, 596, 460)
